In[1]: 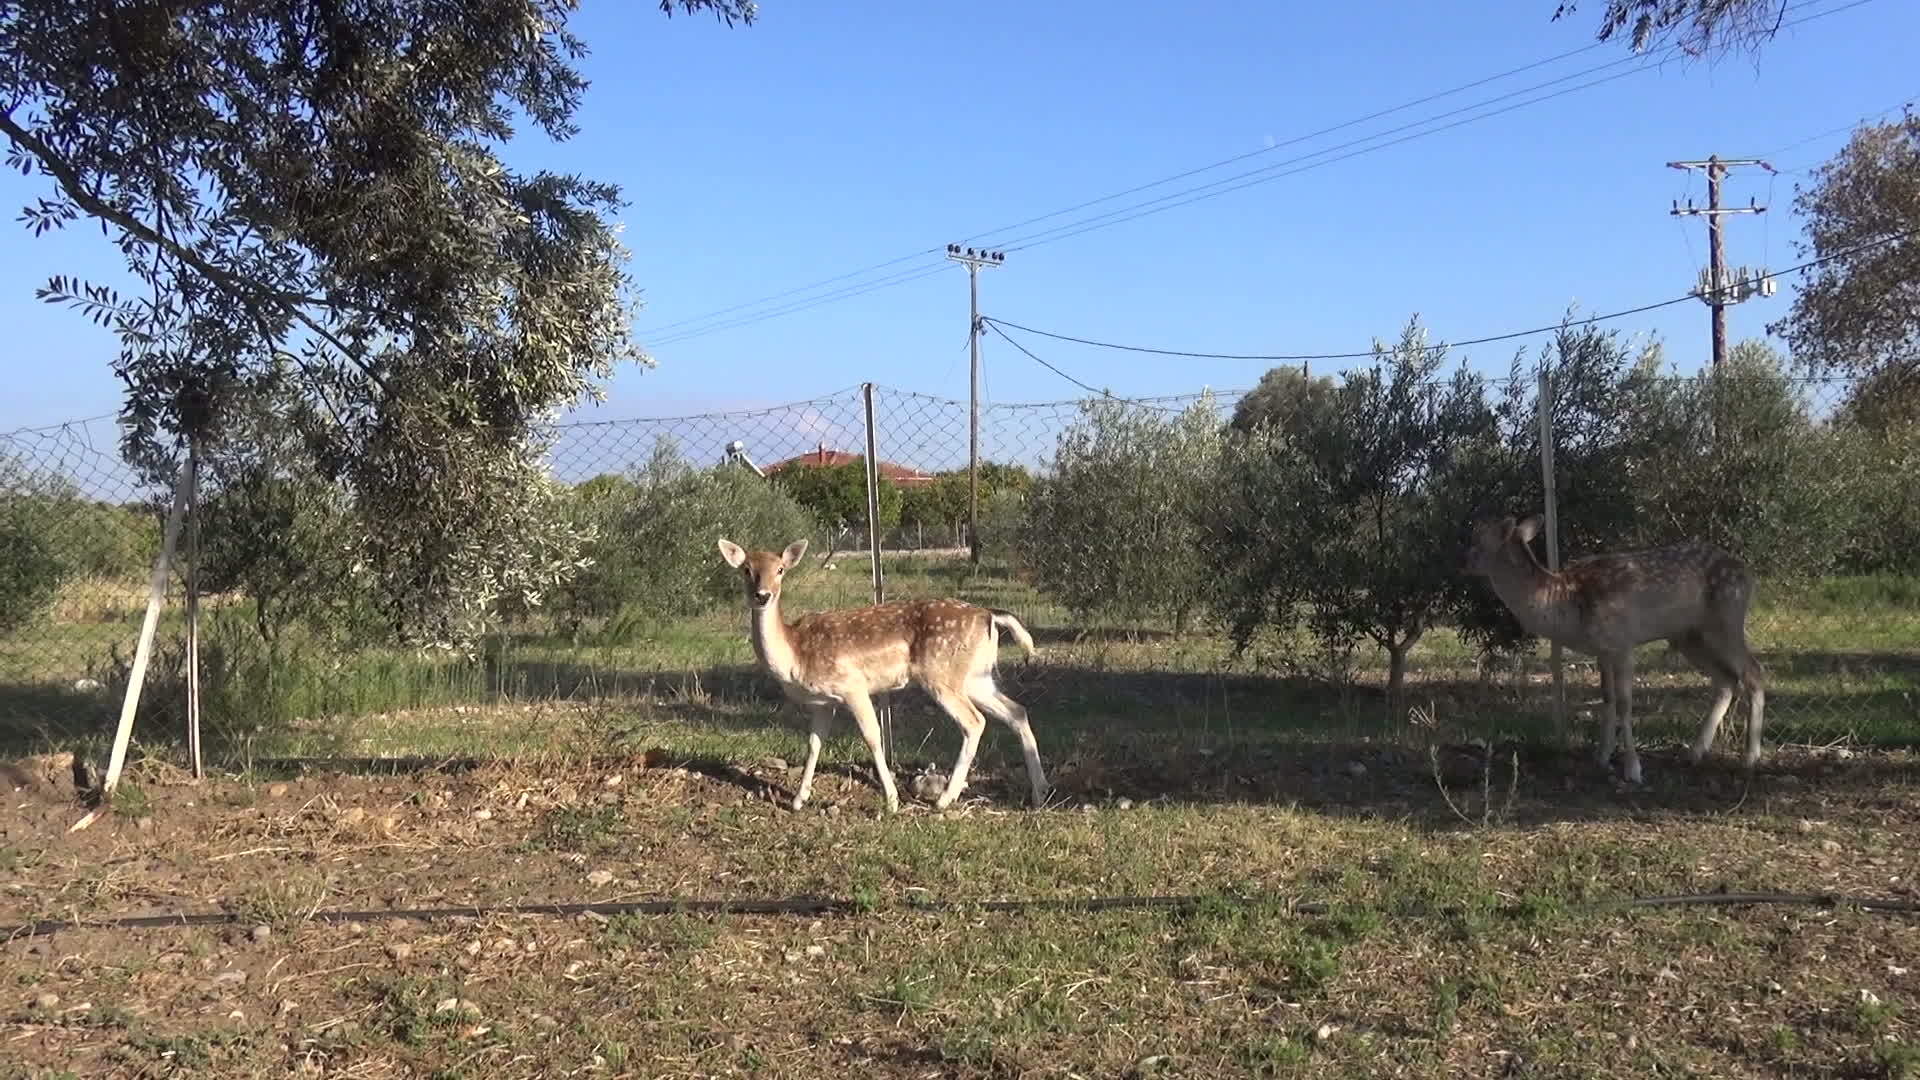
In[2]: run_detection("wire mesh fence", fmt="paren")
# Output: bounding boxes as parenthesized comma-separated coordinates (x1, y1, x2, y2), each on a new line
(2, 366, 1915, 779)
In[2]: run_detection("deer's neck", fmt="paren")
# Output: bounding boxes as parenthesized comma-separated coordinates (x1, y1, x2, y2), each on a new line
(1489, 558, 1584, 642)
(748, 598, 801, 683)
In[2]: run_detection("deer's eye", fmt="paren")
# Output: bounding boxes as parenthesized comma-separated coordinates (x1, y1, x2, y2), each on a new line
(775, 567, 785, 576)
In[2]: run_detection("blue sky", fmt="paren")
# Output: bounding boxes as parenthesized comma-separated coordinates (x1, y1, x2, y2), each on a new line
(3, 0, 1915, 435)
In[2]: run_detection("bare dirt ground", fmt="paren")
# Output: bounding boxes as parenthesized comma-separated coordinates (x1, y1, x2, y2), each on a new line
(4, 741, 1919, 1078)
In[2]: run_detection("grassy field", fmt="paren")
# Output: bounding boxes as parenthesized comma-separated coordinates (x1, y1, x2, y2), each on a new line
(3, 552, 1920, 1077)
(3, 548, 1915, 771)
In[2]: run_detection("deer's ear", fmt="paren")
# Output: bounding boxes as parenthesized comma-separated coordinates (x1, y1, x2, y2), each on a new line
(1513, 515, 1543, 544)
(781, 539, 809, 569)
(717, 538, 747, 568)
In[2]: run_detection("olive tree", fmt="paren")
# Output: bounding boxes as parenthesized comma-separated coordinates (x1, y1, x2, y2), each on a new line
(1, 0, 755, 649)
(1019, 393, 1224, 632)
(1209, 319, 1497, 713)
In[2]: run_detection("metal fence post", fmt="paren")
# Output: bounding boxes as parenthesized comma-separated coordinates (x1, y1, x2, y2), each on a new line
(860, 383, 893, 763)
(1537, 369, 1567, 747)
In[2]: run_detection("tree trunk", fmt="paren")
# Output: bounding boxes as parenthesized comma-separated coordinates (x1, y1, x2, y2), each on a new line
(1386, 643, 1409, 724)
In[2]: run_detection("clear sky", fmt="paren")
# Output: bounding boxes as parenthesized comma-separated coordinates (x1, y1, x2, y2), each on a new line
(3, 0, 1915, 434)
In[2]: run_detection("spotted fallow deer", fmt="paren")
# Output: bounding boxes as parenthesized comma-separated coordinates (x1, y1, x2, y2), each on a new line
(1464, 514, 1766, 785)
(716, 538, 1050, 813)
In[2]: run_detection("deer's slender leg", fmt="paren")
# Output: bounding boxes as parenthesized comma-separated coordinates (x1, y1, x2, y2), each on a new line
(1595, 652, 1620, 774)
(844, 690, 900, 813)
(1615, 650, 1643, 785)
(969, 676, 1050, 808)
(1596, 661, 1616, 759)
(1742, 654, 1767, 771)
(791, 703, 834, 810)
(927, 685, 986, 810)
(1675, 633, 1737, 767)
(1690, 680, 1737, 766)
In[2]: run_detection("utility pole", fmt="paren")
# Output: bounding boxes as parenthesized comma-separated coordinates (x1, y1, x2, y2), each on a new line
(945, 243, 1006, 565)
(1667, 155, 1776, 368)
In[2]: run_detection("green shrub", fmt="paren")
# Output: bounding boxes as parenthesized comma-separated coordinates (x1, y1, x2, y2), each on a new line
(1017, 393, 1223, 631)
(0, 507, 71, 634)
(560, 437, 821, 623)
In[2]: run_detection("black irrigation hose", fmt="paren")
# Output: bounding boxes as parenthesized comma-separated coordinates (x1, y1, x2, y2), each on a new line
(4, 890, 1917, 941)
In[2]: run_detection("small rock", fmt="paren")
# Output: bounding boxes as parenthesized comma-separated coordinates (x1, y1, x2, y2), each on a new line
(346, 922, 367, 935)
(279, 998, 297, 1015)
(1795, 819, 1816, 834)
(1115, 798, 1135, 810)
(268, 784, 288, 798)
(760, 757, 789, 771)
(250, 924, 272, 943)
(1820, 839, 1843, 854)
(1344, 760, 1367, 779)
(825, 804, 841, 818)
(1313, 1022, 1339, 1043)
(1861, 989, 1883, 1007)
(386, 943, 412, 962)
(597, 792, 620, 805)
(211, 970, 248, 987)
(1080, 803, 1096, 814)
(586, 869, 615, 887)
(33, 992, 59, 1011)
(533, 1013, 559, 1029)
(339, 807, 368, 827)
(806, 944, 825, 958)
(434, 997, 482, 1018)
(134, 816, 154, 831)
(472, 808, 492, 821)
(602, 774, 623, 788)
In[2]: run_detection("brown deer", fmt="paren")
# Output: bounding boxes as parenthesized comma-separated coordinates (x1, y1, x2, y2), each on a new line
(716, 538, 1050, 813)
(1463, 514, 1766, 784)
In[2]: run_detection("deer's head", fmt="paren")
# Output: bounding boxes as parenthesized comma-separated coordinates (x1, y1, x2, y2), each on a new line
(1463, 514, 1543, 578)
(717, 538, 809, 609)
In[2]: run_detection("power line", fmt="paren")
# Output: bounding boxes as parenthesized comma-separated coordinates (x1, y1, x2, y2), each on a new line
(1747, 91, 1917, 171)
(983, 319, 1112, 398)
(993, 0, 1878, 255)
(643, 261, 955, 348)
(631, 36, 1626, 343)
(634, 0, 1876, 347)
(985, 226, 1919, 365)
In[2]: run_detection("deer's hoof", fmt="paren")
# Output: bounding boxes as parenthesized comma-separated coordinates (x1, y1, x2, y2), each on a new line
(789, 795, 809, 812)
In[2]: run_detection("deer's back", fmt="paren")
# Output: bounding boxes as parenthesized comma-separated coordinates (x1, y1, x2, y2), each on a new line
(1560, 542, 1752, 650)
(786, 598, 989, 691)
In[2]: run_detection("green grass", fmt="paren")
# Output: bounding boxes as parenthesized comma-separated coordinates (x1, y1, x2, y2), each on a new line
(3, 551, 1916, 768)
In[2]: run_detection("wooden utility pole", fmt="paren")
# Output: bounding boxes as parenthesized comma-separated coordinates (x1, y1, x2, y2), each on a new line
(1668, 155, 1775, 368)
(944, 244, 1006, 565)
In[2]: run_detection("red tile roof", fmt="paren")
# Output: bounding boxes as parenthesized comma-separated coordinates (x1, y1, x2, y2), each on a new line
(765, 442, 936, 486)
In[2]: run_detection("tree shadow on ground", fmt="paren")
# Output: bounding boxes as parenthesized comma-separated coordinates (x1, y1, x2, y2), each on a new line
(6, 642, 1916, 833)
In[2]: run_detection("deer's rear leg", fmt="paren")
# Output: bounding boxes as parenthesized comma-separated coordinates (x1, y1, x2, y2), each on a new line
(1595, 654, 1619, 775)
(927, 686, 986, 810)
(968, 676, 1050, 808)
(844, 691, 901, 814)
(1673, 631, 1738, 767)
(1612, 652, 1644, 785)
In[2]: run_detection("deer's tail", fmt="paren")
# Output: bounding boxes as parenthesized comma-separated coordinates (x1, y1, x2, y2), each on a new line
(989, 609, 1037, 658)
